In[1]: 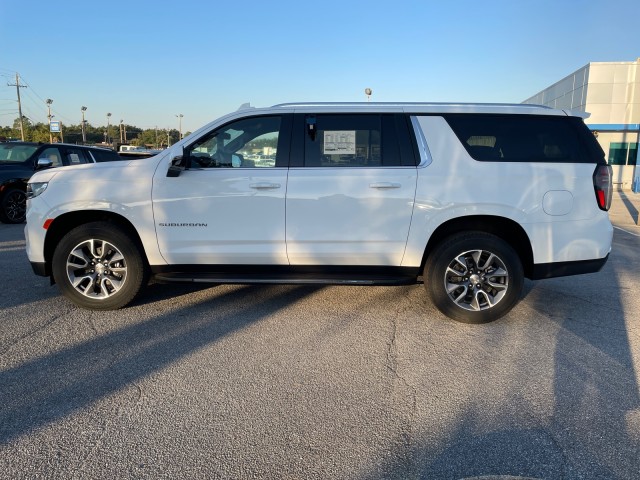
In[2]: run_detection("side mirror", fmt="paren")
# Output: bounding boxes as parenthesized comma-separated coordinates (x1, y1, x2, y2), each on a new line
(167, 147, 188, 177)
(36, 157, 53, 171)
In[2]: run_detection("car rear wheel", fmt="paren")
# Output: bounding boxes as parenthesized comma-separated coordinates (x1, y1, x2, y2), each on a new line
(52, 222, 148, 310)
(424, 232, 523, 323)
(0, 188, 27, 224)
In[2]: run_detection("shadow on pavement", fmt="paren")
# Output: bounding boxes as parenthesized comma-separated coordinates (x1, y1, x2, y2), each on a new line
(617, 188, 639, 225)
(365, 229, 639, 479)
(0, 284, 320, 444)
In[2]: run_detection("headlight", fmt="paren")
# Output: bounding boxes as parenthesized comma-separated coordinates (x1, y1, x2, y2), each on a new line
(26, 182, 48, 199)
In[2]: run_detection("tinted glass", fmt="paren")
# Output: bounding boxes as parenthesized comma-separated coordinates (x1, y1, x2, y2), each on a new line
(90, 149, 122, 162)
(39, 147, 63, 167)
(189, 116, 281, 168)
(608, 142, 638, 166)
(444, 114, 603, 163)
(0, 143, 37, 163)
(304, 114, 385, 167)
(64, 148, 91, 165)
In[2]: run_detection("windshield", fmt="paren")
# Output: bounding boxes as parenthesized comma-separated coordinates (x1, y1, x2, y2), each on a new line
(0, 143, 37, 163)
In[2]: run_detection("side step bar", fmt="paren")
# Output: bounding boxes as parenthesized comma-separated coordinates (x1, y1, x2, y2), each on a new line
(153, 272, 418, 286)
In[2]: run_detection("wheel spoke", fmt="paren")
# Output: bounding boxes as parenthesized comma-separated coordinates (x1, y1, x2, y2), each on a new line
(68, 246, 91, 267)
(470, 251, 482, 269)
(453, 255, 469, 272)
(89, 239, 103, 259)
(474, 290, 494, 309)
(486, 279, 508, 291)
(477, 253, 495, 271)
(453, 286, 469, 305)
(71, 273, 94, 289)
(446, 281, 464, 294)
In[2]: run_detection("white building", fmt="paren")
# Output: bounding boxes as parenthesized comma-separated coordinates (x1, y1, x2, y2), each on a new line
(524, 59, 639, 187)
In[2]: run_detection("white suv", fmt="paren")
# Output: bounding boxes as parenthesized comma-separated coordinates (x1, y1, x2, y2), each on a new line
(24, 103, 613, 323)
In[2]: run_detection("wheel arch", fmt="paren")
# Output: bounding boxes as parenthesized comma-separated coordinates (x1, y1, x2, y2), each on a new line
(0, 178, 28, 193)
(421, 215, 535, 279)
(43, 211, 149, 278)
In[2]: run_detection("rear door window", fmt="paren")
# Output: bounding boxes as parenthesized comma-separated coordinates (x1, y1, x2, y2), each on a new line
(62, 147, 92, 165)
(444, 114, 604, 163)
(300, 114, 416, 167)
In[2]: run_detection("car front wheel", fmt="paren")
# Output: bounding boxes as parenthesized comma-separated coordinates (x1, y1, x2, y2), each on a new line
(0, 188, 27, 224)
(424, 232, 524, 324)
(52, 222, 148, 310)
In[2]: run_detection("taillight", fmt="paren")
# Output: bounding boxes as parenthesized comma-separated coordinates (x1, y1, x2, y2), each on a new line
(593, 164, 613, 211)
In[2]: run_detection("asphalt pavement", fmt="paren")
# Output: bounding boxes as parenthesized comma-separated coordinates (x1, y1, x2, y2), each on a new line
(609, 187, 640, 229)
(0, 191, 639, 479)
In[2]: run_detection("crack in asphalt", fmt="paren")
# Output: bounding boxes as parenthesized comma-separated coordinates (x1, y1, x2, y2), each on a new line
(385, 305, 419, 478)
(0, 306, 75, 358)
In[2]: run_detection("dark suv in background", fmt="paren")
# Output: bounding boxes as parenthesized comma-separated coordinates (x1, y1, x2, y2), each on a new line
(0, 142, 122, 223)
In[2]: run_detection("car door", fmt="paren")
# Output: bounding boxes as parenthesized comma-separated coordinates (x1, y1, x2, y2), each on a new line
(152, 114, 291, 265)
(285, 113, 418, 266)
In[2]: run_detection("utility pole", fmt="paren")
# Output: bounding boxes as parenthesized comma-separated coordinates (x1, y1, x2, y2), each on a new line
(8, 73, 27, 141)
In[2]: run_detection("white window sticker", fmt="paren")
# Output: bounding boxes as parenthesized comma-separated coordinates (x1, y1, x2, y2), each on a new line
(69, 153, 81, 163)
(324, 131, 356, 155)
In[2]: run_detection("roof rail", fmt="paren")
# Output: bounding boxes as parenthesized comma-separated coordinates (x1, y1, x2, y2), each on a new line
(271, 101, 552, 109)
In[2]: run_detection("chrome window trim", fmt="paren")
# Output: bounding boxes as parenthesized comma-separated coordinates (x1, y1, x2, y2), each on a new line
(410, 116, 432, 167)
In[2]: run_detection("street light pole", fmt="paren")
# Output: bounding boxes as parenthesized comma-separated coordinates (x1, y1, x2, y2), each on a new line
(46, 99, 53, 142)
(176, 114, 183, 140)
(106, 112, 112, 144)
(81, 106, 87, 144)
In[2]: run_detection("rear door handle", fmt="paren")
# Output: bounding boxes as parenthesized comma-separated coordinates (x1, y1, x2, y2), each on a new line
(369, 182, 401, 189)
(250, 182, 281, 190)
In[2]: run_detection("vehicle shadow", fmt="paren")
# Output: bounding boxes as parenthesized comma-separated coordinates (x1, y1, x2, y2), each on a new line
(363, 231, 640, 479)
(619, 192, 639, 224)
(0, 284, 320, 444)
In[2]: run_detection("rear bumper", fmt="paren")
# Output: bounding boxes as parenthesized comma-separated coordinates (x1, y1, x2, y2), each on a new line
(530, 254, 609, 280)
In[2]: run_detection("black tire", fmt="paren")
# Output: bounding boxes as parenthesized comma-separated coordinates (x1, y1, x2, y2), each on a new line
(52, 222, 148, 310)
(424, 232, 524, 324)
(0, 188, 27, 224)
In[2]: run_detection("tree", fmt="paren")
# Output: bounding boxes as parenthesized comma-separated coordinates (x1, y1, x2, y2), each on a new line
(3, 117, 184, 148)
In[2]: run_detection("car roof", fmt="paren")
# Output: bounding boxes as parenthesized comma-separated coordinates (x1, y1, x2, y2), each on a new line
(266, 102, 565, 116)
(4, 142, 113, 150)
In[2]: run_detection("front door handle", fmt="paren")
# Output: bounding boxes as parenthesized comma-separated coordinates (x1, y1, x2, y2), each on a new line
(250, 182, 281, 190)
(369, 182, 401, 189)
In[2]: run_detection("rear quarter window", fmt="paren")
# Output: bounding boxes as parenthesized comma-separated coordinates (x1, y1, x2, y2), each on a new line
(443, 114, 605, 164)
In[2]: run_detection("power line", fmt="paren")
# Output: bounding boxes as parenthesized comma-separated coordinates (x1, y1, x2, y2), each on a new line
(20, 89, 48, 123)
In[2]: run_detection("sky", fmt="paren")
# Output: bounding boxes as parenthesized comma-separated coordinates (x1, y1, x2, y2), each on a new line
(1, 0, 639, 133)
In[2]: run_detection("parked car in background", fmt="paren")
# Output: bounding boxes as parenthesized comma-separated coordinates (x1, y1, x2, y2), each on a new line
(118, 145, 163, 159)
(0, 142, 122, 223)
